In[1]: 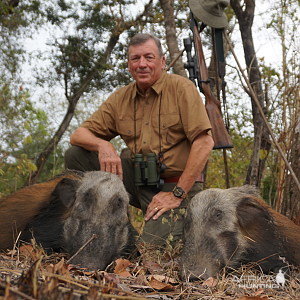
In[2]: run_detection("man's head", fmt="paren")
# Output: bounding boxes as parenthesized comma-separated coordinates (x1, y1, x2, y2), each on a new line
(128, 33, 165, 94)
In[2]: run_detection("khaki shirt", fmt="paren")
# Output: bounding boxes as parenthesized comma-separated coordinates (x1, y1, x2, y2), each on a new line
(81, 71, 212, 178)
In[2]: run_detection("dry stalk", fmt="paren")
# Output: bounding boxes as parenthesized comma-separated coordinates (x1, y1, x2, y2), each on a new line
(66, 233, 97, 264)
(58, 286, 148, 299)
(40, 270, 148, 298)
(11, 231, 22, 260)
(0, 281, 36, 300)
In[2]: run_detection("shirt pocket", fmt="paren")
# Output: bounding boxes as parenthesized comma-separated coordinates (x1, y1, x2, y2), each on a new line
(151, 114, 184, 145)
(116, 120, 142, 147)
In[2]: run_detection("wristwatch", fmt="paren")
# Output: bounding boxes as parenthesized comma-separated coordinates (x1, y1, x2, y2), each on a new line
(172, 186, 187, 199)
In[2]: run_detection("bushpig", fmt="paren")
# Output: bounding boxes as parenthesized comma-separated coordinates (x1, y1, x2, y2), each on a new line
(0, 170, 136, 270)
(181, 185, 300, 280)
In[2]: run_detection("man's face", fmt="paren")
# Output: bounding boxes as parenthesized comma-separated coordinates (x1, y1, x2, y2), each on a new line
(128, 39, 165, 94)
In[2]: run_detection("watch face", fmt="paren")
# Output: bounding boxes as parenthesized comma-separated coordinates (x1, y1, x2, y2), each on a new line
(173, 187, 184, 197)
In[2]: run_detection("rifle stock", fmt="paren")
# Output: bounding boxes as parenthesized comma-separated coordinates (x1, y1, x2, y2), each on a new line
(191, 17, 233, 149)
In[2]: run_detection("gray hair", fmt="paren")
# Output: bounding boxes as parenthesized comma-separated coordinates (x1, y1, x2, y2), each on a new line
(128, 33, 163, 58)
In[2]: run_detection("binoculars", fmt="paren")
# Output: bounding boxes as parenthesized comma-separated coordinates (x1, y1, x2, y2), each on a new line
(134, 153, 165, 187)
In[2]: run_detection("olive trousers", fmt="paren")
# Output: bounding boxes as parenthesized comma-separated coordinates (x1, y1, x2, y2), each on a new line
(64, 146, 203, 247)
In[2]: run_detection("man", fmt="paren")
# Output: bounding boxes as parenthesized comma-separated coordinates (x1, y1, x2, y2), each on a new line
(65, 33, 214, 246)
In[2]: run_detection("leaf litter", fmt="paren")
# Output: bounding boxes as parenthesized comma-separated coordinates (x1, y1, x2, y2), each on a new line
(1, 241, 300, 299)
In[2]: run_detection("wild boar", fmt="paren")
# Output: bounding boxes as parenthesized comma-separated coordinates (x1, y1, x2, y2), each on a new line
(0, 170, 136, 270)
(181, 185, 300, 280)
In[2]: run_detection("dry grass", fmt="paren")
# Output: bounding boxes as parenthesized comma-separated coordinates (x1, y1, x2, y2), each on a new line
(1, 240, 300, 300)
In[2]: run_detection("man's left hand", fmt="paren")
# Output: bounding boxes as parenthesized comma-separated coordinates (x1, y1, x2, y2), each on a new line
(144, 191, 182, 221)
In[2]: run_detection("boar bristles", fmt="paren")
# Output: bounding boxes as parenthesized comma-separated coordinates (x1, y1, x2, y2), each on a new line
(0, 171, 83, 251)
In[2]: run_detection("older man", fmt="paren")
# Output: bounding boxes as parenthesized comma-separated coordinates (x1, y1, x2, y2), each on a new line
(65, 33, 214, 246)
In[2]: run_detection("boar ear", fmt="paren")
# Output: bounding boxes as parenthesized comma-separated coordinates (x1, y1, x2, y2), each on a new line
(52, 178, 79, 209)
(236, 196, 273, 238)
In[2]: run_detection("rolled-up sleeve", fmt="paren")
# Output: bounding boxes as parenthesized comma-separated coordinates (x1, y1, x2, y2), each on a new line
(80, 95, 118, 141)
(178, 80, 212, 143)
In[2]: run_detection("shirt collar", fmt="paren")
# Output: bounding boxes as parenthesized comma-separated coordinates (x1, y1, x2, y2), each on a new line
(151, 70, 167, 95)
(132, 70, 167, 98)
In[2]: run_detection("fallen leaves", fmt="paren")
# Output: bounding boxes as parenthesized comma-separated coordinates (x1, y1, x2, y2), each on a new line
(1, 245, 300, 299)
(114, 258, 132, 277)
(113, 258, 177, 292)
(147, 276, 174, 291)
(44, 257, 71, 278)
(143, 260, 164, 274)
(202, 277, 218, 288)
(237, 297, 266, 300)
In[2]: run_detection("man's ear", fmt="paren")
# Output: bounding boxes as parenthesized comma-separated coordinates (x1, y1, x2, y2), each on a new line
(161, 56, 166, 69)
(128, 58, 131, 73)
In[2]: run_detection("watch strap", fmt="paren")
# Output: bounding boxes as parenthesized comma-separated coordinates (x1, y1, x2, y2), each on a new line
(172, 186, 188, 200)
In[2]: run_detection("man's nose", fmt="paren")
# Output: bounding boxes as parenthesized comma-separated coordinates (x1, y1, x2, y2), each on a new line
(138, 56, 147, 67)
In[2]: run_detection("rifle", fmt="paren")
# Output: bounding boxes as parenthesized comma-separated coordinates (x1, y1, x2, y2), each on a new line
(184, 15, 233, 149)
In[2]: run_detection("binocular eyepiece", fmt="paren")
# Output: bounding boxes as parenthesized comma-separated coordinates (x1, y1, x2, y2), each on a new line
(134, 153, 165, 188)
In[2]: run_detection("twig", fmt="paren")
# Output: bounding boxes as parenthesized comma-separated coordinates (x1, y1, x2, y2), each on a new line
(11, 230, 22, 260)
(165, 49, 185, 71)
(66, 234, 97, 264)
(0, 282, 37, 300)
(57, 286, 148, 299)
(32, 255, 43, 298)
(1, 268, 147, 299)
(0, 268, 22, 276)
(40, 271, 147, 298)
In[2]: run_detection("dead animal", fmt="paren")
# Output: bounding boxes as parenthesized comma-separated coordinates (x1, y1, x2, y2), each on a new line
(0, 170, 136, 270)
(181, 185, 300, 280)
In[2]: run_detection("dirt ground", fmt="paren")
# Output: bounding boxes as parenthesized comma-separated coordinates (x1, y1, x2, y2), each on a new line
(1, 241, 300, 300)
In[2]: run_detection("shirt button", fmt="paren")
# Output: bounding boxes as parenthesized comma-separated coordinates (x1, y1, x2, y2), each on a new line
(128, 130, 131, 134)
(143, 141, 146, 144)
(146, 102, 149, 105)
(146, 122, 148, 125)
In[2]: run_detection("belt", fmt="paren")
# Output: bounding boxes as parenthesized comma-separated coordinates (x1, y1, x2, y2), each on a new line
(163, 173, 204, 183)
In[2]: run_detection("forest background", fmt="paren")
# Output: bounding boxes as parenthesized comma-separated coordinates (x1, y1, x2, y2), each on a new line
(1, 0, 300, 221)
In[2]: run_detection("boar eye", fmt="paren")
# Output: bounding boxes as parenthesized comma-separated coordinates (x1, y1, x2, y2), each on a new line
(83, 189, 96, 205)
(110, 195, 126, 212)
(212, 209, 223, 222)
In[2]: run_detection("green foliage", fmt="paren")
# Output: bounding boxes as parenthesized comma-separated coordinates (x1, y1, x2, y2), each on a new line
(0, 0, 42, 79)
(39, 0, 146, 95)
(261, 174, 277, 207)
(0, 153, 37, 197)
(0, 83, 65, 195)
(206, 129, 253, 189)
(255, 1, 300, 213)
(206, 86, 254, 188)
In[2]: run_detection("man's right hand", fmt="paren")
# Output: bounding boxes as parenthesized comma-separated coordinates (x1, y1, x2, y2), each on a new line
(70, 127, 123, 180)
(98, 141, 123, 180)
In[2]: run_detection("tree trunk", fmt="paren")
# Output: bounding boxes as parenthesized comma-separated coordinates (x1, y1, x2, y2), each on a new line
(25, 93, 81, 185)
(290, 113, 300, 221)
(230, 0, 272, 187)
(159, 0, 186, 77)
